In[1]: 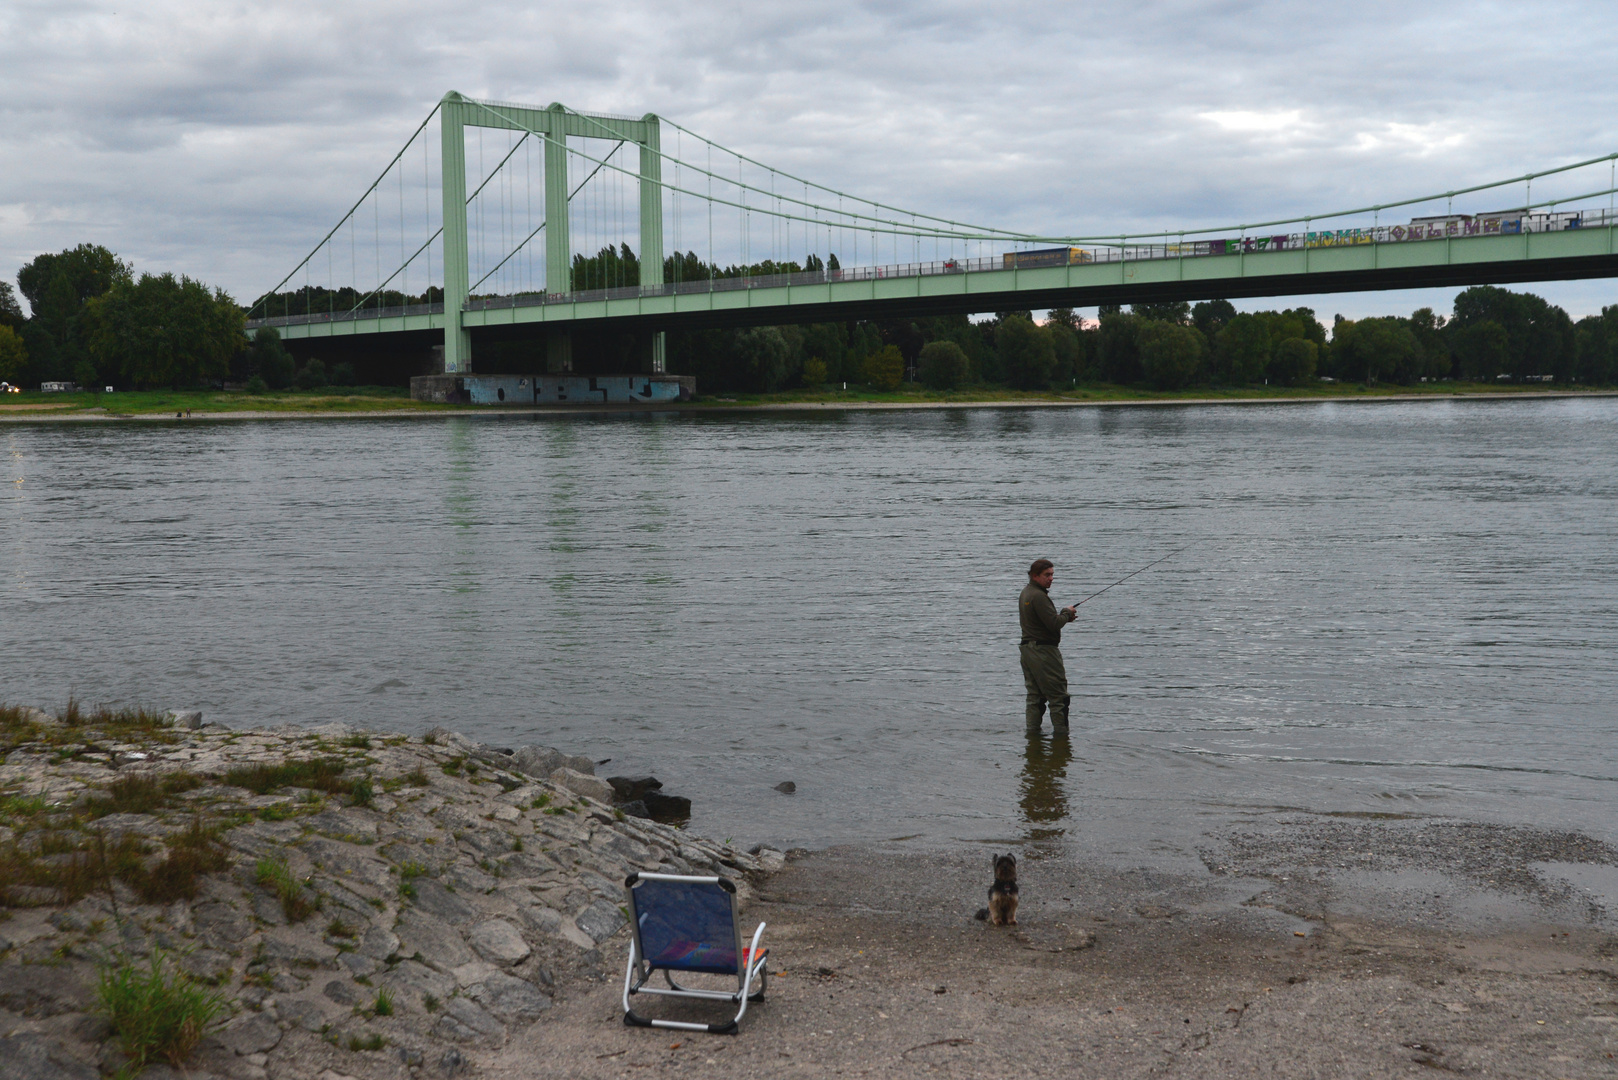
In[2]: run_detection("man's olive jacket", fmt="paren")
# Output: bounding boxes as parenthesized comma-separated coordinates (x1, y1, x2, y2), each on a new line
(1019, 582, 1073, 645)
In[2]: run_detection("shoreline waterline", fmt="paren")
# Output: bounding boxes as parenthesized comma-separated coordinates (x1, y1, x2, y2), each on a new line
(2, 386, 1615, 422)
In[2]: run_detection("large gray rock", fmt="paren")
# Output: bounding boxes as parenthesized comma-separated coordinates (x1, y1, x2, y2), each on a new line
(468, 972, 551, 1022)
(432, 997, 506, 1047)
(409, 878, 475, 922)
(0, 1033, 99, 1080)
(466, 919, 530, 966)
(548, 768, 614, 804)
(394, 910, 474, 972)
(606, 776, 662, 802)
(575, 898, 627, 943)
(218, 1012, 283, 1056)
(512, 746, 595, 778)
(358, 925, 399, 961)
(424, 727, 478, 751)
(165, 709, 203, 729)
(378, 960, 455, 1008)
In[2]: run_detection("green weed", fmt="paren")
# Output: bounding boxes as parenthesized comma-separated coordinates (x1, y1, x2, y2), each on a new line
(422, 993, 440, 1013)
(348, 1033, 386, 1052)
(84, 773, 205, 818)
(440, 756, 465, 777)
(97, 950, 229, 1073)
(373, 988, 394, 1016)
(340, 735, 371, 749)
(224, 757, 356, 797)
(255, 857, 314, 921)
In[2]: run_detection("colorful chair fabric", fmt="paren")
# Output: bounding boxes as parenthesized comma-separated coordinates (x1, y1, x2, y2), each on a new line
(621, 871, 768, 1034)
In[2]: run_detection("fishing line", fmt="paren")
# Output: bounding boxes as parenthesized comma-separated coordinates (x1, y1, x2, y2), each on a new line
(1072, 542, 1200, 607)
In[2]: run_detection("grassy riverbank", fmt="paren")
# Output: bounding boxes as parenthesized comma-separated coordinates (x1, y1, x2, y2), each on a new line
(0, 380, 1610, 419)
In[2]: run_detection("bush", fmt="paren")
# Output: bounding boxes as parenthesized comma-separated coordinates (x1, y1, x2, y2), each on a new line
(243, 375, 268, 394)
(293, 358, 327, 390)
(801, 356, 827, 386)
(330, 361, 356, 386)
(916, 341, 969, 390)
(863, 345, 905, 390)
(97, 950, 229, 1073)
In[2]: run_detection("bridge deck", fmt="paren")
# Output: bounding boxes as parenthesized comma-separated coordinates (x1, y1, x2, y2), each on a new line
(254, 224, 1618, 341)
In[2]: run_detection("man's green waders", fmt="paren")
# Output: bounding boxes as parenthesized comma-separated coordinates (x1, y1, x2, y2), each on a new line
(1020, 641, 1070, 730)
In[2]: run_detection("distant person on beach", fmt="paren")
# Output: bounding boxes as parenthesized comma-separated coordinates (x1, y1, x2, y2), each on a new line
(1019, 558, 1077, 732)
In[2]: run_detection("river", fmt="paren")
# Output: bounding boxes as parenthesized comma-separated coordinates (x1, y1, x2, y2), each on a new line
(4, 398, 1615, 863)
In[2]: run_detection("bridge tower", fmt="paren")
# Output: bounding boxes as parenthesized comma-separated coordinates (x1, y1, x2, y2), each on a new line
(438, 92, 665, 375)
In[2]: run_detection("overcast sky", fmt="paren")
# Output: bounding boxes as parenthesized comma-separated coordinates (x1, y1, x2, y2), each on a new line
(4, 0, 1618, 322)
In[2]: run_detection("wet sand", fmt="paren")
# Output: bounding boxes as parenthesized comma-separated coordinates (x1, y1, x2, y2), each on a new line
(498, 819, 1618, 1078)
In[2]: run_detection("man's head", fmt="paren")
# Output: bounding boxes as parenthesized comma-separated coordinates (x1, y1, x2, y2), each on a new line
(1028, 558, 1055, 589)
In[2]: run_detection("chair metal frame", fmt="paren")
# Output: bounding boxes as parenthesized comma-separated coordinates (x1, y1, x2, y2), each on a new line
(621, 871, 768, 1035)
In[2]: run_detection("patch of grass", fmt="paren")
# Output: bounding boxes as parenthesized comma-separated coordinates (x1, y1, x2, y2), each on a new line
(135, 819, 232, 904)
(339, 735, 372, 749)
(0, 821, 225, 909)
(347, 1032, 386, 1052)
(85, 773, 205, 818)
(326, 917, 357, 939)
(256, 802, 296, 822)
(373, 988, 394, 1016)
(97, 949, 229, 1073)
(440, 756, 465, 777)
(512, 838, 523, 852)
(349, 779, 374, 808)
(382, 766, 430, 793)
(422, 993, 440, 1013)
(225, 757, 356, 798)
(422, 732, 438, 746)
(530, 794, 550, 810)
(0, 793, 52, 824)
(255, 857, 315, 921)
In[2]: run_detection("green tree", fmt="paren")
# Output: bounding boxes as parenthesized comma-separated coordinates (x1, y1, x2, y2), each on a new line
(863, 344, 905, 390)
(0, 324, 26, 381)
(735, 326, 792, 391)
(1406, 307, 1452, 380)
(1574, 307, 1618, 385)
(1130, 300, 1191, 325)
(996, 314, 1055, 389)
(916, 340, 969, 390)
(1139, 320, 1203, 389)
(17, 244, 131, 318)
(1049, 321, 1081, 382)
(1331, 317, 1420, 384)
(802, 356, 828, 385)
(1191, 299, 1236, 340)
(1451, 320, 1509, 381)
(81, 273, 244, 388)
(1268, 337, 1317, 385)
(0, 281, 23, 330)
(247, 328, 295, 389)
(1215, 314, 1270, 385)
(1097, 311, 1144, 383)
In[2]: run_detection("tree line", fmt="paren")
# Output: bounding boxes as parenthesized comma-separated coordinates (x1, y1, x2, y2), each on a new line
(0, 244, 245, 389)
(6, 240, 1618, 394)
(666, 286, 1618, 394)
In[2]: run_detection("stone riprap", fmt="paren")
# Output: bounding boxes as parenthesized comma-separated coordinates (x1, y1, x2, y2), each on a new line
(0, 707, 785, 1079)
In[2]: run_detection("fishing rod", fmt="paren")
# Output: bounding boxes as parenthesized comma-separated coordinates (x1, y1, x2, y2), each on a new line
(1072, 542, 1199, 607)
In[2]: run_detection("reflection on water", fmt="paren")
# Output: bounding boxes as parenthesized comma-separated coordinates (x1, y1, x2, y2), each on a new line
(1019, 730, 1073, 847)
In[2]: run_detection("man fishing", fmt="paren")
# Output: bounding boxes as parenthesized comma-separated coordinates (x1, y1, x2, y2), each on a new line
(1019, 559, 1077, 733)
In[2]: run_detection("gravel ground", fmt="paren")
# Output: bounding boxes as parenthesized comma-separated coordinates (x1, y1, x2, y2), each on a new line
(494, 819, 1618, 1079)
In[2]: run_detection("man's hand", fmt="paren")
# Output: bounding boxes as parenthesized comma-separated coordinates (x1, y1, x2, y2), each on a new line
(1061, 605, 1077, 621)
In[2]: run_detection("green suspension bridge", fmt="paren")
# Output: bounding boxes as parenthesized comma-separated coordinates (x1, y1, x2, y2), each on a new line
(247, 91, 1618, 389)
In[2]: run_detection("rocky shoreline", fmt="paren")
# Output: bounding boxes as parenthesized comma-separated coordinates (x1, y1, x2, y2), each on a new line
(0, 703, 787, 1079)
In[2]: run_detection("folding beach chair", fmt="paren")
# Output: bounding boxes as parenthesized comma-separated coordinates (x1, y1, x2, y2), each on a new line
(621, 871, 768, 1034)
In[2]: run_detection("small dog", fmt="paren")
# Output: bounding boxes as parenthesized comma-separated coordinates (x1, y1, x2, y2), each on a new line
(973, 853, 1019, 926)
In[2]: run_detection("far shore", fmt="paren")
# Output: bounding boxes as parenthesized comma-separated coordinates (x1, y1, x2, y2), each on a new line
(2, 385, 1616, 422)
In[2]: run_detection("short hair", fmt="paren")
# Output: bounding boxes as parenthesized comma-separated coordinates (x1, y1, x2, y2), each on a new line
(1028, 558, 1054, 577)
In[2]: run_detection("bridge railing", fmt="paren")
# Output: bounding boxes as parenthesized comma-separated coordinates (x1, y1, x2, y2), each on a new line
(247, 205, 1618, 329)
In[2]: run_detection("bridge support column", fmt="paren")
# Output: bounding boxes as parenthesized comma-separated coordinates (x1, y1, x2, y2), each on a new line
(638, 116, 665, 374)
(545, 105, 572, 296)
(439, 93, 472, 373)
(547, 329, 572, 373)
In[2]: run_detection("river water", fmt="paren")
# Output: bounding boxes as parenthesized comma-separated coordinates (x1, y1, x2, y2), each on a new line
(3, 399, 1616, 862)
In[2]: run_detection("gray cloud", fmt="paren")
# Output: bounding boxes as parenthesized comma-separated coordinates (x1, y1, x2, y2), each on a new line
(2, 0, 1617, 320)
